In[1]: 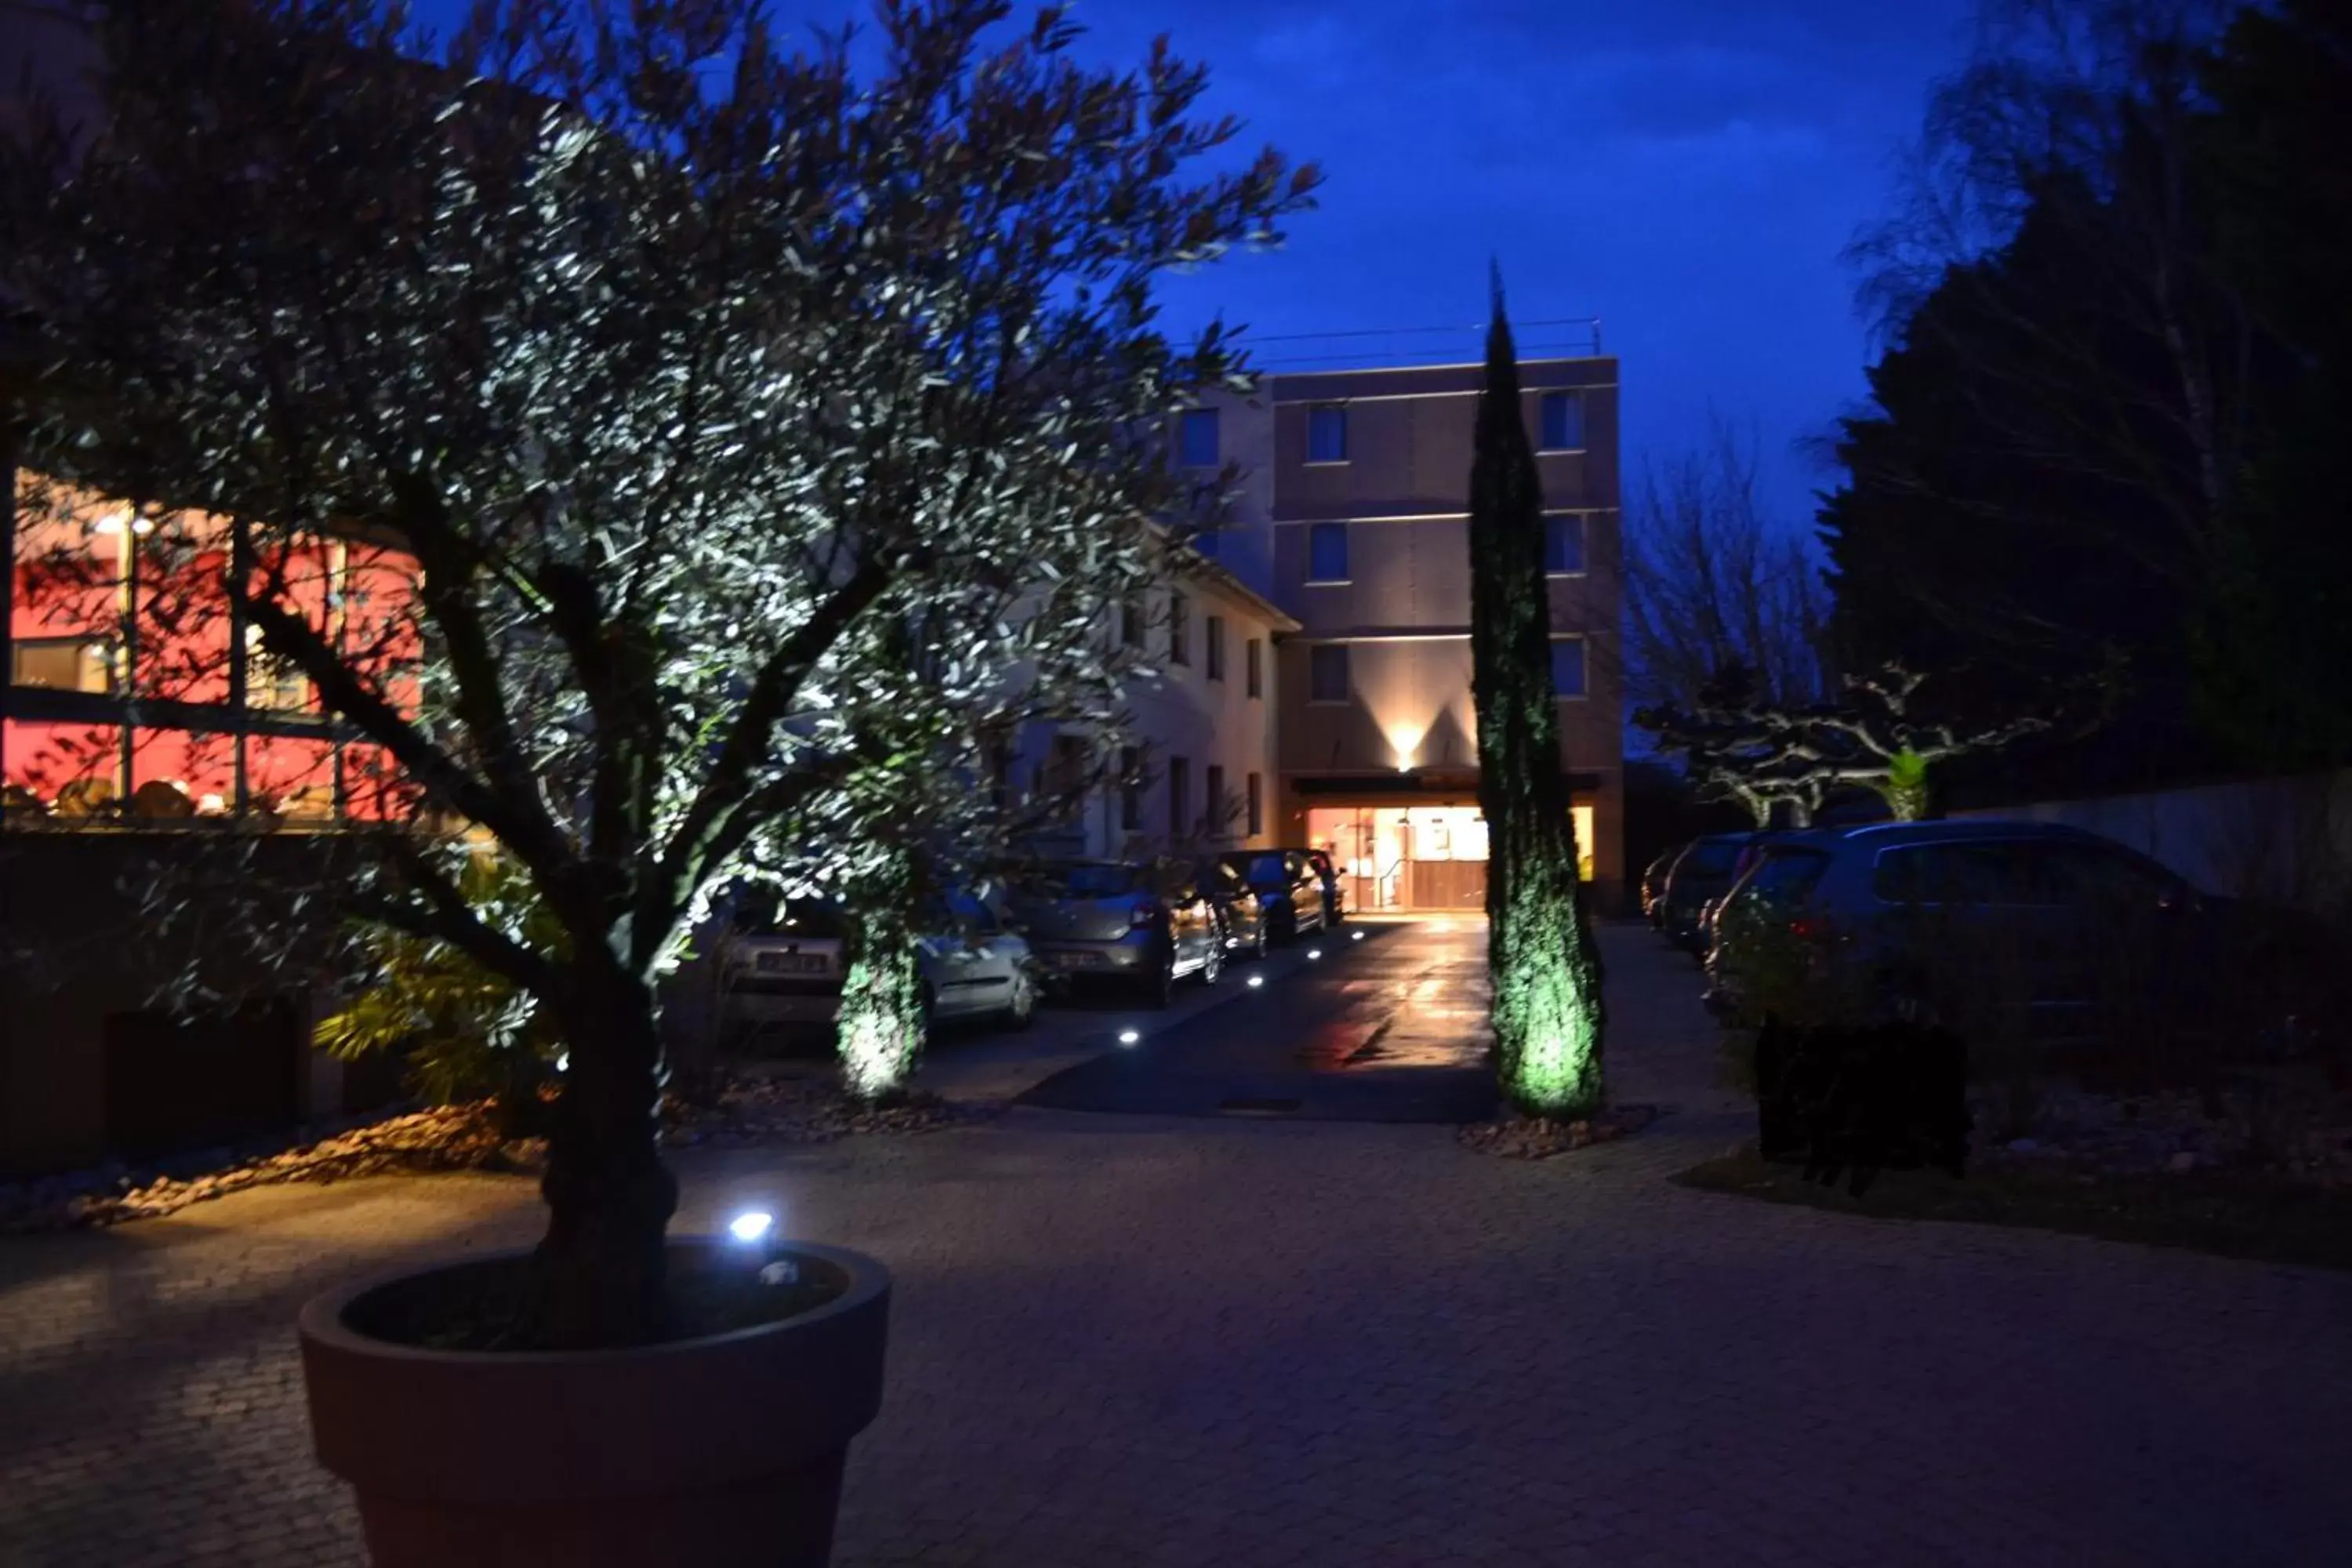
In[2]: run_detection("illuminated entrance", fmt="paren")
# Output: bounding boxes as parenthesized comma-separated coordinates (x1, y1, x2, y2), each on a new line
(1306, 804, 1595, 913)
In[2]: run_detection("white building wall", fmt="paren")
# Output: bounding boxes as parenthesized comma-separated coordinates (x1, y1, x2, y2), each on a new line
(1014, 562, 1289, 860)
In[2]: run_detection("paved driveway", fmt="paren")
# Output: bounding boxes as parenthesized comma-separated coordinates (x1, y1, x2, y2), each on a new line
(5, 924, 2351, 1566)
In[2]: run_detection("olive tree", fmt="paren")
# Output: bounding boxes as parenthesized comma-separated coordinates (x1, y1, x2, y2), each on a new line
(0, 0, 1312, 1345)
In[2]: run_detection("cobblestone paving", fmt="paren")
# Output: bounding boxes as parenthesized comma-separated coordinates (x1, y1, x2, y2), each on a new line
(5, 924, 2352, 1566)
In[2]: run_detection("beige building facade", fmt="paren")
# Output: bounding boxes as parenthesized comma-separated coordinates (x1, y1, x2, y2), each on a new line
(1186, 353, 1624, 912)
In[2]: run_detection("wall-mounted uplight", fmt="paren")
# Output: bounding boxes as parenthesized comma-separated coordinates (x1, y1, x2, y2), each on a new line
(1385, 724, 1425, 773)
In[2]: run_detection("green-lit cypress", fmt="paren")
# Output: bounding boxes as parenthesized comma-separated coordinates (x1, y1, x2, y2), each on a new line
(1467, 278, 1606, 1118)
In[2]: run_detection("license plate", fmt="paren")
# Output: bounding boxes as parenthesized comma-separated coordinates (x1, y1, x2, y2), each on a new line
(755, 950, 830, 975)
(1047, 949, 1104, 970)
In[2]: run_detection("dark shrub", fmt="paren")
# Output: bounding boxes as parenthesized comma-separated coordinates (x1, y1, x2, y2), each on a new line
(1755, 1019, 1971, 1195)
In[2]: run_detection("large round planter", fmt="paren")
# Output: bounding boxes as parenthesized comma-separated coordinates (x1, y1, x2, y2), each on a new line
(298, 1240, 889, 1568)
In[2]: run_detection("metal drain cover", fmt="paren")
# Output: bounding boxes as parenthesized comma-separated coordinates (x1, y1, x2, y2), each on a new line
(1218, 1096, 1303, 1116)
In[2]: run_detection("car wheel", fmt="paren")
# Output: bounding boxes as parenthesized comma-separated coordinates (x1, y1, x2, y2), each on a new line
(1198, 935, 1224, 987)
(1000, 970, 1038, 1031)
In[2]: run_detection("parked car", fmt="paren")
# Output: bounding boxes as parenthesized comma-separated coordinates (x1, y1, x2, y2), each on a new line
(717, 886, 1039, 1044)
(1693, 829, 1802, 954)
(1008, 858, 1224, 1007)
(1639, 843, 1686, 927)
(1220, 849, 1329, 945)
(1700, 819, 2339, 1054)
(1656, 833, 1758, 953)
(1192, 856, 1272, 960)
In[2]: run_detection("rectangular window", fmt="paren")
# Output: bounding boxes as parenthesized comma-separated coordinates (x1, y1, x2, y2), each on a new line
(9, 635, 113, 694)
(1540, 390, 1585, 452)
(1550, 636, 1588, 698)
(1306, 521, 1348, 583)
(1308, 404, 1348, 463)
(1167, 755, 1190, 838)
(248, 650, 314, 713)
(1167, 590, 1189, 665)
(1181, 408, 1219, 467)
(989, 739, 1011, 810)
(1309, 644, 1349, 703)
(1544, 514, 1585, 575)
(1245, 637, 1263, 699)
(1205, 615, 1225, 681)
(1120, 745, 1142, 830)
(1247, 771, 1263, 837)
(1205, 764, 1226, 838)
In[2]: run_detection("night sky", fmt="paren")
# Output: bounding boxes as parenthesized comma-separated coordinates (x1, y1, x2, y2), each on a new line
(411, 0, 1980, 528)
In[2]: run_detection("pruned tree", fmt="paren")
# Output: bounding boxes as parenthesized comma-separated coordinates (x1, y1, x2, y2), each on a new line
(0, 0, 1313, 1346)
(1622, 416, 1828, 716)
(1467, 277, 1605, 1120)
(1635, 662, 2060, 824)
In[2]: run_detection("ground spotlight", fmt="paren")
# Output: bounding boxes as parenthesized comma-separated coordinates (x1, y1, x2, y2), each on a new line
(728, 1210, 775, 1245)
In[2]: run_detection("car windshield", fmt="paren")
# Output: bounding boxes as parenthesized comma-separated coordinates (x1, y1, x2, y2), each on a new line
(918, 890, 992, 931)
(1236, 853, 1287, 883)
(1027, 863, 1145, 899)
(1679, 840, 1741, 877)
(1737, 849, 1832, 906)
(1198, 860, 1245, 894)
(730, 890, 848, 938)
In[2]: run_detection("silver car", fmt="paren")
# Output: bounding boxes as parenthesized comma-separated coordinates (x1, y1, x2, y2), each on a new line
(1008, 858, 1224, 1008)
(719, 887, 1039, 1042)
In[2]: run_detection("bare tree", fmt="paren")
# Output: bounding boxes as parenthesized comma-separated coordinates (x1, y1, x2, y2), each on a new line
(1621, 416, 1828, 716)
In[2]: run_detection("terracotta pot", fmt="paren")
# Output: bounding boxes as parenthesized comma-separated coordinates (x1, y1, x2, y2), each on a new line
(299, 1240, 889, 1568)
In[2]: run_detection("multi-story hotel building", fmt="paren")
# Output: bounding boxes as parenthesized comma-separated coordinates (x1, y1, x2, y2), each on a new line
(1187, 337, 1624, 913)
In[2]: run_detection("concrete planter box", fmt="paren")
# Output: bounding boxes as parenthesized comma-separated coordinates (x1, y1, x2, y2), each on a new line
(298, 1240, 889, 1568)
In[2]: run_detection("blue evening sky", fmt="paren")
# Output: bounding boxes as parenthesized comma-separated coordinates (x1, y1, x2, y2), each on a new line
(411, 0, 1978, 528)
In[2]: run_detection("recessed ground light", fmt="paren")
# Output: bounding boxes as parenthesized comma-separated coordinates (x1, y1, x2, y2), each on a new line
(728, 1210, 775, 1244)
(1307, 948, 1323, 960)
(1247, 975, 1265, 988)
(1351, 931, 1364, 942)
(1117, 1029, 1142, 1045)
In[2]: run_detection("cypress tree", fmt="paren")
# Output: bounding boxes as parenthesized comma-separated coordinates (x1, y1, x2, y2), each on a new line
(1467, 275, 1606, 1117)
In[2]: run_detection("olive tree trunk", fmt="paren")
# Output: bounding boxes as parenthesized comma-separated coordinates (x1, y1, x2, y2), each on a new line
(535, 953, 678, 1349)
(1466, 284, 1606, 1120)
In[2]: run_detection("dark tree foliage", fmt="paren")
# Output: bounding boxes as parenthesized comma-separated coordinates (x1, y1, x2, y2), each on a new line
(1466, 281, 1604, 1119)
(1824, 0, 2352, 788)
(2188, 0, 2352, 767)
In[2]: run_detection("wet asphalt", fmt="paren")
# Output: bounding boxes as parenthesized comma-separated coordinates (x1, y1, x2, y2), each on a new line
(1018, 917, 1498, 1123)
